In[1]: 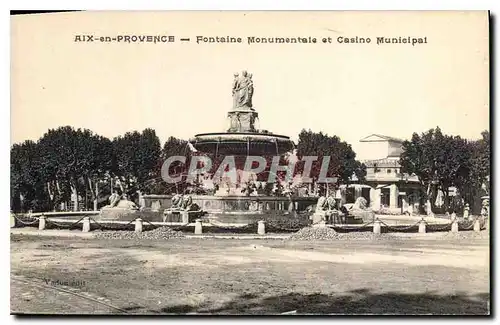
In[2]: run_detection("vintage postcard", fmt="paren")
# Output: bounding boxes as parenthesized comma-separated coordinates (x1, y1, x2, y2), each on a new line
(10, 11, 490, 315)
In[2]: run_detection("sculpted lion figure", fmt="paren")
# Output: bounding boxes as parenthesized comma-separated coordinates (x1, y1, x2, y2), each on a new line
(352, 197, 368, 210)
(171, 194, 184, 209)
(180, 195, 193, 210)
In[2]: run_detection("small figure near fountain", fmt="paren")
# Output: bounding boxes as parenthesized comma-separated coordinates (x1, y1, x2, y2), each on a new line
(163, 193, 203, 223)
(170, 193, 184, 210)
(463, 203, 470, 220)
(481, 196, 489, 229)
(481, 196, 489, 217)
(100, 188, 140, 220)
(102, 189, 139, 210)
(311, 192, 339, 225)
(107, 189, 121, 208)
(347, 196, 375, 223)
(167, 193, 198, 212)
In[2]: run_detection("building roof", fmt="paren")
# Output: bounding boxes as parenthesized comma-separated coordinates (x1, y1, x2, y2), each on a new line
(359, 134, 405, 143)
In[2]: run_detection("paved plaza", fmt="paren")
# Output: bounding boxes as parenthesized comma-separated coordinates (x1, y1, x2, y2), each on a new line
(11, 231, 489, 315)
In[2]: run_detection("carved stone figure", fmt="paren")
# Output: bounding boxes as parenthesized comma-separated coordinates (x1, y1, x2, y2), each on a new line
(352, 197, 368, 210)
(104, 190, 138, 210)
(171, 194, 183, 209)
(168, 194, 196, 211)
(163, 194, 203, 223)
(180, 195, 194, 210)
(247, 73, 254, 108)
(348, 196, 375, 223)
(232, 73, 239, 108)
(100, 191, 140, 220)
(326, 195, 337, 210)
(232, 70, 254, 110)
(108, 191, 121, 208)
(312, 195, 338, 224)
(116, 194, 139, 210)
(229, 112, 240, 131)
(314, 196, 328, 214)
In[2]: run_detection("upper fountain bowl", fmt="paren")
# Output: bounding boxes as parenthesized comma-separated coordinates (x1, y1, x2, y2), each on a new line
(190, 132, 295, 156)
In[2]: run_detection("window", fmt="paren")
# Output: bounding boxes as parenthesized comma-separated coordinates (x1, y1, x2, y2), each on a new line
(387, 169, 392, 173)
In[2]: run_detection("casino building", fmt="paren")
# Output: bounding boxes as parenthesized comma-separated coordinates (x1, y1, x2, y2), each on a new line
(342, 134, 422, 214)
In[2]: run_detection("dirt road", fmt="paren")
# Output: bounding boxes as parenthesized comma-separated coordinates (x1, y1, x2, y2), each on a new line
(10, 231, 490, 315)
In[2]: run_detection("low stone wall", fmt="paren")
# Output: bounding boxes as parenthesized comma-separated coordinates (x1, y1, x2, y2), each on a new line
(143, 195, 317, 213)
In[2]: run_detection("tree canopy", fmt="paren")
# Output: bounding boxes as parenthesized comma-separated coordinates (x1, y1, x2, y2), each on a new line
(295, 129, 366, 185)
(399, 127, 489, 214)
(112, 128, 161, 196)
(11, 126, 162, 212)
(11, 125, 489, 214)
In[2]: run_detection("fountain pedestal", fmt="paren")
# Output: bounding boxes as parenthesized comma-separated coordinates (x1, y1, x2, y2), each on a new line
(227, 110, 258, 133)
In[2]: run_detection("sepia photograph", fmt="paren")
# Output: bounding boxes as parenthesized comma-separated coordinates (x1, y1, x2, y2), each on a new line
(9, 10, 490, 315)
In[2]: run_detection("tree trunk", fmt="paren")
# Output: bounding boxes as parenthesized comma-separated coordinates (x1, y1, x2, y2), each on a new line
(71, 180, 78, 212)
(425, 183, 434, 216)
(87, 177, 99, 211)
(55, 179, 62, 195)
(94, 181, 98, 211)
(47, 182, 53, 201)
(443, 188, 450, 213)
(47, 182, 55, 211)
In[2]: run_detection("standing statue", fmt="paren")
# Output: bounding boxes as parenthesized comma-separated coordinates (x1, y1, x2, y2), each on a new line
(232, 73, 239, 109)
(247, 73, 254, 108)
(232, 71, 254, 110)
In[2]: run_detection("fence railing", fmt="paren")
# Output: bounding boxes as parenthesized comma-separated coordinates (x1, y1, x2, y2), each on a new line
(11, 213, 488, 237)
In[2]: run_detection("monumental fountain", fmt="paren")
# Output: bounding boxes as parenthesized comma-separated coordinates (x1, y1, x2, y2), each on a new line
(97, 71, 372, 225)
(141, 71, 318, 224)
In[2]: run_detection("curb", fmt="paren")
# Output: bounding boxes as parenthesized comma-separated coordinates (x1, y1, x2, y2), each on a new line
(184, 235, 290, 240)
(11, 229, 289, 240)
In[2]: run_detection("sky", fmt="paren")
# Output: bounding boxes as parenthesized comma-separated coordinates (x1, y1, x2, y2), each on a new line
(11, 11, 489, 160)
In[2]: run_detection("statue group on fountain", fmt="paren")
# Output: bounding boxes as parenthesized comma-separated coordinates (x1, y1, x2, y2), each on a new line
(169, 193, 200, 212)
(232, 70, 254, 110)
(311, 189, 374, 225)
(163, 193, 204, 223)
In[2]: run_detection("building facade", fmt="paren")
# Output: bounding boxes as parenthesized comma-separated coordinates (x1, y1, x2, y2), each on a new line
(343, 134, 422, 214)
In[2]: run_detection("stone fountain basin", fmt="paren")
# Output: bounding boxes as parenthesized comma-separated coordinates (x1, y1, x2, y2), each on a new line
(142, 195, 317, 224)
(190, 132, 295, 155)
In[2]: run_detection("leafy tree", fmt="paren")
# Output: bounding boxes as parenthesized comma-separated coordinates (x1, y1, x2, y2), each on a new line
(295, 129, 366, 191)
(37, 126, 81, 211)
(158, 136, 189, 194)
(10, 140, 49, 212)
(112, 128, 161, 197)
(458, 130, 490, 212)
(399, 127, 480, 215)
(77, 132, 114, 210)
(37, 126, 114, 211)
(162, 136, 189, 160)
(471, 130, 490, 193)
